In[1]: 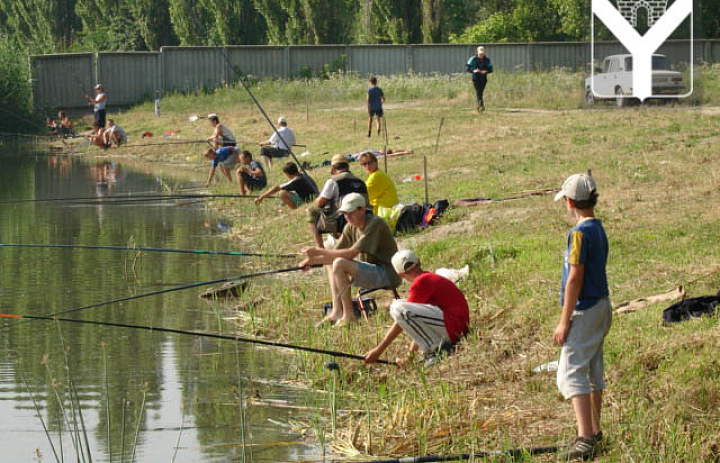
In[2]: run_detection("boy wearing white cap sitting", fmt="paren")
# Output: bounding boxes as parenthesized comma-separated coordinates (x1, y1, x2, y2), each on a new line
(553, 173, 611, 460)
(364, 249, 470, 367)
(260, 116, 295, 168)
(301, 192, 400, 327)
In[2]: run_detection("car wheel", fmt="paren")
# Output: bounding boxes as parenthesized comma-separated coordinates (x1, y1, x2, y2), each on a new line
(615, 87, 627, 108)
(585, 90, 595, 107)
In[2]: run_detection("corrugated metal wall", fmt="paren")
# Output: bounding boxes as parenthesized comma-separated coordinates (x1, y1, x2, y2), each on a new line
(30, 40, 718, 110)
(161, 47, 226, 92)
(98, 52, 161, 106)
(289, 46, 347, 76)
(227, 46, 286, 78)
(31, 53, 94, 111)
(349, 45, 406, 75)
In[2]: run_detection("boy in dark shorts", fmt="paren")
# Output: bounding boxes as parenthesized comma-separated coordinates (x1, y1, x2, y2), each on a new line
(235, 150, 267, 194)
(553, 173, 612, 461)
(367, 76, 385, 138)
(255, 162, 316, 210)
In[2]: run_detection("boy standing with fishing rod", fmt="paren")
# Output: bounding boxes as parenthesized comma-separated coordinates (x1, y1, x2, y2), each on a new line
(553, 173, 612, 461)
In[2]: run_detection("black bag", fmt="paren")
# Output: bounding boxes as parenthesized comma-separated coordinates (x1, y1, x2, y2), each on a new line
(395, 204, 424, 234)
(662, 291, 720, 324)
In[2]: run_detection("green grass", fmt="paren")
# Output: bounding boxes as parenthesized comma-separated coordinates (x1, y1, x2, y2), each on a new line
(73, 68, 720, 461)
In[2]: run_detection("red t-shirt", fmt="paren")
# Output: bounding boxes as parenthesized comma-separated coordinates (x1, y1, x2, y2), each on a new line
(407, 272, 470, 343)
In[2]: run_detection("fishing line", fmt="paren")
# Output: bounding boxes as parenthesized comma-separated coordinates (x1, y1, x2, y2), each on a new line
(1, 266, 309, 330)
(0, 312, 394, 365)
(0, 193, 264, 205)
(0, 243, 297, 258)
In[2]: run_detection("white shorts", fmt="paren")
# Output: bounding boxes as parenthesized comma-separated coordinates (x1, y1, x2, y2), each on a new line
(557, 297, 613, 399)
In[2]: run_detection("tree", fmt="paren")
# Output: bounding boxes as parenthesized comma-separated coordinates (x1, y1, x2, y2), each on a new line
(0, 0, 81, 53)
(422, 0, 442, 43)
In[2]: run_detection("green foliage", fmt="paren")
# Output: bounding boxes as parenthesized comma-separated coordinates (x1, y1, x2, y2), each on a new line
(0, 35, 35, 133)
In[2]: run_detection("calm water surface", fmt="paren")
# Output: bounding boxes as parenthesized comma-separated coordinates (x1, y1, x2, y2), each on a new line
(0, 151, 322, 462)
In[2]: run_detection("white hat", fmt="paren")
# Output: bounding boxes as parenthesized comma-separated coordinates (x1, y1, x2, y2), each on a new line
(278, 116, 287, 125)
(338, 193, 366, 214)
(94, 84, 104, 90)
(477, 46, 486, 54)
(392, 250, 420, 275)
(554, 173, 597, 201)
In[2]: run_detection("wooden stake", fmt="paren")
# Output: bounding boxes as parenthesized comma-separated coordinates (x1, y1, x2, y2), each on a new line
(423, 155, 429, 205)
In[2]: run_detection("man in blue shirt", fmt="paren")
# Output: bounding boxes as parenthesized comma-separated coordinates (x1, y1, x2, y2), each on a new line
(466, 46, 493, 112)
(367, 76, 385, 138)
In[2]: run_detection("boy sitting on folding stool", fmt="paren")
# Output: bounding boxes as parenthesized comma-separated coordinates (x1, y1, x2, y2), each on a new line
(364, 250, 470, 367)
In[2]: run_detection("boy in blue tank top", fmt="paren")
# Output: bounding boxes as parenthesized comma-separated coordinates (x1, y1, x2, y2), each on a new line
(553, 173, 612, 461)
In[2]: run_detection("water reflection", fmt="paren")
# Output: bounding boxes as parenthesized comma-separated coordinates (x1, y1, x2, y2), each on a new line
(0, 152, 321, 462)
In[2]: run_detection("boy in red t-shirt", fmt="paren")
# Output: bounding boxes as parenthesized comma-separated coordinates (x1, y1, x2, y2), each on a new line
(364, 250, 469, 367)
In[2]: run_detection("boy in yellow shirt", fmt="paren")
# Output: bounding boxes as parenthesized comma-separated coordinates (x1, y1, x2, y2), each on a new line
(358, 152, 398, 214)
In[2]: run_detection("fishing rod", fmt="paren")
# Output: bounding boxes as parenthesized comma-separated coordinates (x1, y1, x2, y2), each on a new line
(1, 193, 263, 205)
(343, 444, 558, 463)
(0, 313, 394, 365)
(0, 243, 297, 258)
(2, 265, 309, 330)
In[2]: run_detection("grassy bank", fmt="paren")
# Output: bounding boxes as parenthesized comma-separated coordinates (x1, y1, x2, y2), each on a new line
(77, 70, 719, 461)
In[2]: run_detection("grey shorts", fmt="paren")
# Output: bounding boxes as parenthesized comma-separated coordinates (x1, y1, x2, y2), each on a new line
(557, 297, 613, 399)
(221, 156, 237, 170)
(351, 261, 391, 290)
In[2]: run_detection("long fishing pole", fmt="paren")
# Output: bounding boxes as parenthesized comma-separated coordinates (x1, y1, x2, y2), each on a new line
(0, 243, 297, 258)
(2, 266, 309, 330)
(343, 444, 558, 463)
(1, 193, 264, 204)
(0, 313, 395, 365)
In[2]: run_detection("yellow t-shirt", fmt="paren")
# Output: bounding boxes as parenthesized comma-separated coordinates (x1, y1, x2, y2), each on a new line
(366, 169, 398, 214)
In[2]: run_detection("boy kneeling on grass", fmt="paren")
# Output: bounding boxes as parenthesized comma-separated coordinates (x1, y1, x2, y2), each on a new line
(553, 173, 612, 461)
(364, 250, 469, 368)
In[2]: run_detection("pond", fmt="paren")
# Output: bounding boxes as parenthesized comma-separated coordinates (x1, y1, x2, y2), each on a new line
(0, 150, 323, 462)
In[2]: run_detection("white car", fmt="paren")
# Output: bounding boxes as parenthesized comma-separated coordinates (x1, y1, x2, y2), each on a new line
(585, 54, 685, 107)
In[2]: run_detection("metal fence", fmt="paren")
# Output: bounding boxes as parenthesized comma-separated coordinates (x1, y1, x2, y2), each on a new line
(31, 40, 719, 111)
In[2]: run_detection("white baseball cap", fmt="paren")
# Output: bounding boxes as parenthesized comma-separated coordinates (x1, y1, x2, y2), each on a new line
(554, 173, 597, 201)
(392, 250, 420, 275)
(278, 116, 287, 125)
(477, 46, 486, 54)
(338, 193, 366, 214)
(94, 84, 104, 90)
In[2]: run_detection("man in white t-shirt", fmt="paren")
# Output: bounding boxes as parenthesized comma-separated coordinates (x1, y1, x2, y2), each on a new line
(259, 116, 296, 168)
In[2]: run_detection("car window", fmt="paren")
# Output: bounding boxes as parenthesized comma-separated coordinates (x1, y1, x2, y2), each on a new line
(608, 59, 620, 72)
(602, 59, 611, 73)
(652, 56, 669, 70)
(625, 57, 633, 71)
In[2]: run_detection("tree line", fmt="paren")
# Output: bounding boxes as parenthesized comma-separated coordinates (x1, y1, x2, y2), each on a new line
(1, 0, 717, 54)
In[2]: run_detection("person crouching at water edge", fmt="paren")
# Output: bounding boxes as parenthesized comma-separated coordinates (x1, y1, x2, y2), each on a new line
(236, 150, 267, 195)
(300, 193, 401, 328)
(364, 250, 469, 367)
(204, 146, 239, 187)
(255, 162, 316, 210)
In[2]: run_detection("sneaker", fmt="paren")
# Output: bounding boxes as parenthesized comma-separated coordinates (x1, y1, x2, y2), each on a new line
(592, 431, 605, 454)
(423, 341, 455, 368)
(367, 131, 371, 138)
(558, 436, 596, 461)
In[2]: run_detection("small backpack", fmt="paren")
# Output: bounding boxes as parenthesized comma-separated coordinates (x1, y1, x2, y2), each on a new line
(662, 291, 720, 324)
